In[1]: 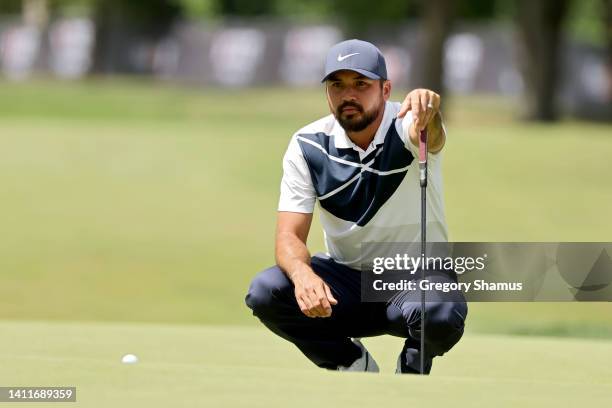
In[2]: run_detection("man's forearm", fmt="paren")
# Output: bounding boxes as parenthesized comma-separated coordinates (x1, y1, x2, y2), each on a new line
(275, 231, 313, 282)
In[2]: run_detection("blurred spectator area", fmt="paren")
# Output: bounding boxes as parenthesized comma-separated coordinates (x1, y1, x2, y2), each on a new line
(0, 0, 609, 121)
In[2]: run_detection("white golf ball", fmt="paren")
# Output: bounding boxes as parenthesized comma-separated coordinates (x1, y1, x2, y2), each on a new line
(121, 354, 139, 364)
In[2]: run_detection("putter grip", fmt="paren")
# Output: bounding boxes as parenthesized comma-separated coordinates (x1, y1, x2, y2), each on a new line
(419, 129, 428, 187)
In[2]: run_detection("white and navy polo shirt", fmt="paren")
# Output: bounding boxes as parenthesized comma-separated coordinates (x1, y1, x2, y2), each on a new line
(278, 100, 448, 270)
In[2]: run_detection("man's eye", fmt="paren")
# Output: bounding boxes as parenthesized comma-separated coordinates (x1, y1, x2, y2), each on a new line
(357, 81, 368, 87)
(331, 82, 341, 88)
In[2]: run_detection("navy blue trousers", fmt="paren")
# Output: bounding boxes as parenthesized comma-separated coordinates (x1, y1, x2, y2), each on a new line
(245, 254, 467, 373)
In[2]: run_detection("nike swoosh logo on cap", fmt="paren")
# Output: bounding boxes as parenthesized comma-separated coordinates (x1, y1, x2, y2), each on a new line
(337, 52, 360, 62)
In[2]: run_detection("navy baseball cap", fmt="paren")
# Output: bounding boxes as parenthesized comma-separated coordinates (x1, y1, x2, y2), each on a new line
(322, 39, 387, 82)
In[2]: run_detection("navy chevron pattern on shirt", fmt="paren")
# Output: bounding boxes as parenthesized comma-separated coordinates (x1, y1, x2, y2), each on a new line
(297, 119, 414, 226)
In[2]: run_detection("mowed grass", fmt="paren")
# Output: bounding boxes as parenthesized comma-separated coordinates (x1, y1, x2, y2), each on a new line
(0, 79, 611, 336)
(1, 320, 611, 407)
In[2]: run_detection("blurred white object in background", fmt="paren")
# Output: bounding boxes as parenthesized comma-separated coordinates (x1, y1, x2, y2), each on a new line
(280, 26, 340, 86)
(49, 18, 94, 79)
(580, 57, 608, 103)
(209, 28, 266, 87)
(0, 25, 41, 81)
(444, 33, 484, 93)
(381, 45, 411, 87)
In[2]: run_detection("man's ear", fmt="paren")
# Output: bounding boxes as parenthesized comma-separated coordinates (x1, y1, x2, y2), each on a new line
(382, 80, 391, 100)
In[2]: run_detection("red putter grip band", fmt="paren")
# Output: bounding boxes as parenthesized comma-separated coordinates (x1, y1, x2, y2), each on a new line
(419, 129, 428, 187)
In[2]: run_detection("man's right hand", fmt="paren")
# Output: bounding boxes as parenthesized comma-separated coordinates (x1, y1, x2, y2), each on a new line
(289, 266, 338, 318)
(275, 212, 337, 318)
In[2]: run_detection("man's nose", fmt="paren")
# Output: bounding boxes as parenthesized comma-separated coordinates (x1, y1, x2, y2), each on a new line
(341, 90, 358, 102)
(339, 84, 359, 100)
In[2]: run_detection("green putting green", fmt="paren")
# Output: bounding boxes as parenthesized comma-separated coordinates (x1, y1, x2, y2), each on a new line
(1, 320, 611, 407)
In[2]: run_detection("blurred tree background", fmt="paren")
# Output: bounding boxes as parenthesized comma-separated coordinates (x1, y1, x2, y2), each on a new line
(1, 0, 610, 120)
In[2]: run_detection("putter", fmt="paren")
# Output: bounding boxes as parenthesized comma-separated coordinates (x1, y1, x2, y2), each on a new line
(418, 128, 428, 375)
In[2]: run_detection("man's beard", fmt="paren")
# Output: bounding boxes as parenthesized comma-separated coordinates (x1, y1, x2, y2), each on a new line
(335, 101, 382, 132)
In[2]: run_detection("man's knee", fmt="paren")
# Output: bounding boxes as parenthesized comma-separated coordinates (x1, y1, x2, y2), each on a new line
(245, 265, 291, 317)
(424, 301, 467, 353)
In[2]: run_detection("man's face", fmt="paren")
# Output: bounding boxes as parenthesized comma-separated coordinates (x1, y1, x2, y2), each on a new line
(325, 70, 390, 132)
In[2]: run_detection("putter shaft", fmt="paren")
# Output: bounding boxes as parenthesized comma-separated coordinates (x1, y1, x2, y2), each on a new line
(418, 129, 428, 375)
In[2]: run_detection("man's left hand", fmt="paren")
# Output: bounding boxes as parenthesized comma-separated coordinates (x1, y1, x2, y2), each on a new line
(397, 88, 445, 154)
(397, 88, 441, 131)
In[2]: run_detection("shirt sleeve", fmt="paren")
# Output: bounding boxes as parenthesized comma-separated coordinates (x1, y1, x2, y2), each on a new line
(398, 110, 421, 158)
(277, 135, 316, 213)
